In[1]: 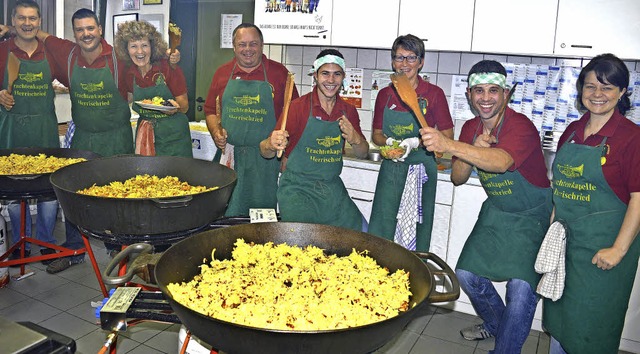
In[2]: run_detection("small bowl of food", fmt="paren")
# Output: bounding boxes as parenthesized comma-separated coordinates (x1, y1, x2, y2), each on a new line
(379, 142, 406, 160)
(368, 150, 382, 162)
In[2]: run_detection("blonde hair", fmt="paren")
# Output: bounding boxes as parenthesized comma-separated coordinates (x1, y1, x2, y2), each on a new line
(114, 20, 168, 65)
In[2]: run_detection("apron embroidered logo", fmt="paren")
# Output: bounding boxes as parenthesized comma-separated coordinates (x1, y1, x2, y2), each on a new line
(18, 71, 43, 82)
(557, 163, 584, 178)
(80, 81, 104, 92)
(390, 123, 414, 136)
(233, 94, 260, 105)
(316, 135, 341, 147)
(153, 73, 166, 85)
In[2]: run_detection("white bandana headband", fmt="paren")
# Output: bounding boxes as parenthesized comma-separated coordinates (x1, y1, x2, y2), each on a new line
(468, 72, 507, 89)
(309, 54, 346, 75)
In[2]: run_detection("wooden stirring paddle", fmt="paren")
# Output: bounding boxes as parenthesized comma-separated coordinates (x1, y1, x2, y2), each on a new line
(216, 95, 225, 155)
(7, 52, 20, 94)
(277, 72, 295, 158)
(390, 71, 442, 157)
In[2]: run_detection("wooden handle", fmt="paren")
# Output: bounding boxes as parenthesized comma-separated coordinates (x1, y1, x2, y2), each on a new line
(7, 52, 20, 94)
(277, 72, 295, 158)
(489, 82, 519, 136)
(216, 95, 224, 155)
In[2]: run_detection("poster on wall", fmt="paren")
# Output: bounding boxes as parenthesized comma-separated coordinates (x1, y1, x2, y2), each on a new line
(370, 70, 394, 109)
(221, 14, 243, 48)
(341, 68, 363, 108)
(254, 0, 332, 45)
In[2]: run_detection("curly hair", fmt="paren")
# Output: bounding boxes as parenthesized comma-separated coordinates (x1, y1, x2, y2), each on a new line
(114, 20, 168, 66)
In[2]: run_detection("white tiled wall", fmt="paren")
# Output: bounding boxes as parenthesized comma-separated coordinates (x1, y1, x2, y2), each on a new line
(266, 45, 640, 144)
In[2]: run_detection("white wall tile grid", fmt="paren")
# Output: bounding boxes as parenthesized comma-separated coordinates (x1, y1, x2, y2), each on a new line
(266, 45, 640, 146)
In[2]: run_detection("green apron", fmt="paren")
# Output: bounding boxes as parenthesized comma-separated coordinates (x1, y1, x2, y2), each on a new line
(369, 99, 437, 251)
(132, 75, 192, 157)
(543, 133, 639, 354)
(0, 53, 58, 148)
(456, 123, 552, 290)
(278, 99, 362, 231)
(68, 49, 133, 157)
(220, 64, 279, 216)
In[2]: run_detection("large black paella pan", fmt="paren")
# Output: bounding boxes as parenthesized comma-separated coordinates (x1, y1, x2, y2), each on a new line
(50, 155, 236, 236)
(155, 222, 460, 354)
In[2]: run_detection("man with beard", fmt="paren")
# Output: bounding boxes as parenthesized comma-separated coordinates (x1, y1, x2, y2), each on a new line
(0, 0, 60, 265)
(204, 23, 298, 217)
(420, 60, 552, 353)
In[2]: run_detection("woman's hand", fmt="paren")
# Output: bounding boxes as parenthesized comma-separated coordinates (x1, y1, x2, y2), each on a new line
(167, 49, 180, 66)
(592, 247, 625, 270)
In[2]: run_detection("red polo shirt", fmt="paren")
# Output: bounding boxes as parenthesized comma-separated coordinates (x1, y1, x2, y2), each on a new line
(203, 54, 299, 120)
(43, 36, 128, 99)
(122, 59, 187, 98)
(557, 110, 640, 204)
(456, 108, 550, 188)
(0, 38, 58, 89)
(372, 77, 454, 131)
(280, 87, 363, 158)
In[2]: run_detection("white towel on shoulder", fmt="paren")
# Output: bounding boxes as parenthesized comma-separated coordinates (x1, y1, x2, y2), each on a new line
(535, 221, 567, 301)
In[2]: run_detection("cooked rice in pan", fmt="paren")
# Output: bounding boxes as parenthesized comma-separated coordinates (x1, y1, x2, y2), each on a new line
(0, 153, 86, 175)
(167, 239, 412, 330)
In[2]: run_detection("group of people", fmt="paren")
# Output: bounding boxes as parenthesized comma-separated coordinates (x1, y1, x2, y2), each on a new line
(419, 54, 639, 354)
(0, 1, 638, 353)
(0, 1, 183, 273)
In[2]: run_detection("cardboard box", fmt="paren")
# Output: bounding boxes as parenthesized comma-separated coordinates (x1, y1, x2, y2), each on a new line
(190, 122, 217, 161)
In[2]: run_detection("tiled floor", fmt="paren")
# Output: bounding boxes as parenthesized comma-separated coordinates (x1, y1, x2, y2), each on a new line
(0, 219, 631, 354)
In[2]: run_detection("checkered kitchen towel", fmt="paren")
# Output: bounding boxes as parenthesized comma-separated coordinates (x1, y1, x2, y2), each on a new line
(535, 221, 567, 301)
(394, 164, 428, 251)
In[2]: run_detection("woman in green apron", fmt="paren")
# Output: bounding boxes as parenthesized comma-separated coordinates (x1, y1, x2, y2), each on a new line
(369, 34, 454, 252)
(420, 60, 552, 353)
(114, 21, 192, 158)
(544, 54, 640, 354)
(262, 49, 369, 231)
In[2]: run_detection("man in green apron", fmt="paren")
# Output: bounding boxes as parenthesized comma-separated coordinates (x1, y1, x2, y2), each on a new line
(421, 60, 552, 353)
(261, 49, 369, 231)
(0, 0, 60, 264)
(544, 54, 640, 354)
(203, 24, 299, 217)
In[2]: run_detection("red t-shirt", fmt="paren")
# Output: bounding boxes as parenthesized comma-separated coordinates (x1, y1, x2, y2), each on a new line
(203, 55, 299, 120)
(372, 77, 454, 131)
(280, 87, 363, 158)
(0, 38, 58, 89)
(456, 108, 550, 188)
(557, 110, 640, 204)
(123, 59, 187, 98)
(43, 36, 129, 100)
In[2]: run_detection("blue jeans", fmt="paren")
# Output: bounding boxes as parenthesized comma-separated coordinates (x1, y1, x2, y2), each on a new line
(63, 220, 85, 262)
(549, 336, 568, 354)
(7, 200, 58, 251)
(456, 269, 538, 354)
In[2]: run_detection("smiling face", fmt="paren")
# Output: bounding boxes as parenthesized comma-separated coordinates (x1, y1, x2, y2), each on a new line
(467, 83, 508, 121)
(581, 71, 626, 119)
(73, 17, 103, 54)
(12, 6, 40, 42)
(392, 46, 423, 82)
(314, 63, 344, 100)
(127, 37, 152, 71)
(233, 27, 264, 71)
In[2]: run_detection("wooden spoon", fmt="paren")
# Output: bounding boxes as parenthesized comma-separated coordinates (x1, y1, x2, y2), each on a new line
(7, 52, 20, 94)
(489, 82, 519, 136)
(277, 72, 295, 158)
(216, 95, 224, 155)
(390, 71, 442, 157)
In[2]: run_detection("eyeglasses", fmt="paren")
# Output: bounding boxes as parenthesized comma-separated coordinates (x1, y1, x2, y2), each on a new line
(393, 55, 419, 63)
